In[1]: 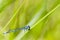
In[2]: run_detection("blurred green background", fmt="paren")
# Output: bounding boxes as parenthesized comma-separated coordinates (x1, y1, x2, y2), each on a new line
(0, 0, 60, 40)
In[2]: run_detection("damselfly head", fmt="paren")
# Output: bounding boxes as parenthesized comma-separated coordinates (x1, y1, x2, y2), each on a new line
(25, 25, 30, 30)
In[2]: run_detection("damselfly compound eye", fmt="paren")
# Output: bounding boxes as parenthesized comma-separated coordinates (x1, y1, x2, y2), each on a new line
(27, 25, 30, 30)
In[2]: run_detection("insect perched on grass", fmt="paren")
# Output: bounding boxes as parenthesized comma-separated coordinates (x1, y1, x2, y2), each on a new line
(3, 25, 30, 34)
